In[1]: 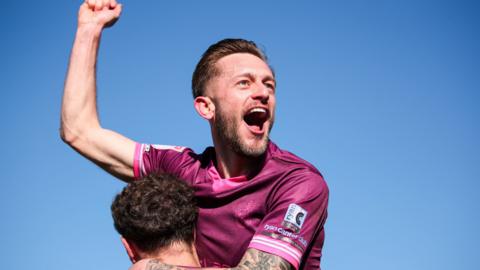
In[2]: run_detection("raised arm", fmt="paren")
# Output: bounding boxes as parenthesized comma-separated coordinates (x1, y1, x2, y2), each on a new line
(61, 0, 136, 181)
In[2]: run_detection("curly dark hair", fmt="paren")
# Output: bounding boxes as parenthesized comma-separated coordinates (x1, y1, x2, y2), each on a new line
(111, 174, 197, 253)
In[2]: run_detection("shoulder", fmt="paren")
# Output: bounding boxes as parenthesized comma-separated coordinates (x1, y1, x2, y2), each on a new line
(272, 168, 328, 203)
(268, 141, 326, 187)
(269, 141, 321, 171)
(142, 144, 212, 163)
(136, 143, 215, 179)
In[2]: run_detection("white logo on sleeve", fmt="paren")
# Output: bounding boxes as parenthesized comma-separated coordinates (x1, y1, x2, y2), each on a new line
(151, 144, 186, 152)
(283, 204, 308, 232)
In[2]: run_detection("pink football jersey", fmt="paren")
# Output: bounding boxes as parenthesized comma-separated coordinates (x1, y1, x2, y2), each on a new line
(134, 141, 328, 270)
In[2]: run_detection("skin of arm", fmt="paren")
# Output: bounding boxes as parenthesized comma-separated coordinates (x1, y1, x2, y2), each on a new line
(131, 249, 293, 270)
(60, 0, 136, 181)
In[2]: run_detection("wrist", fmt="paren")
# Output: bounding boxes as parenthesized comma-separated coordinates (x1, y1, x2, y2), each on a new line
(76, 23, 104, 38)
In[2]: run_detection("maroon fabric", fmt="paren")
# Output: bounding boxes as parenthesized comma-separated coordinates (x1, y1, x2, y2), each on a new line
(135, 141, 328, 270)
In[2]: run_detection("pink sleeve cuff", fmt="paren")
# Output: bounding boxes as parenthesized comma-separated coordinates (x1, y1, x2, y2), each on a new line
(133, 143, 144, 179)
(248, 235, 301, 269)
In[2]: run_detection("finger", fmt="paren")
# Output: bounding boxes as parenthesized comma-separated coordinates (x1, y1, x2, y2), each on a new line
(114, 4, 122, 17)
(102, 0, 112, 11)
(86, 0, 96, 9)
(95, 0, 103, 11)
(109, 0, 118, 9)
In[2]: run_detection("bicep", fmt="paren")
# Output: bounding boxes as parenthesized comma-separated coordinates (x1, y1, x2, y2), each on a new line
(232, 248, 293, 270)
(69, 127, 136, 182)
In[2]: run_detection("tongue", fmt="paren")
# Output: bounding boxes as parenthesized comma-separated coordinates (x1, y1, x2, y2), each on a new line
(249, 123, 262, 132)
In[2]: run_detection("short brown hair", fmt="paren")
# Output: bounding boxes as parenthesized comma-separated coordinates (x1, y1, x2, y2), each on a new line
(111, 174, 197, 253)
(191, 38, 271, 98)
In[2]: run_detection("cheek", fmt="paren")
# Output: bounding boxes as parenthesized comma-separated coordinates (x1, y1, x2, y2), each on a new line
(269, 98, 276, 114)
(222, 95, 246, 113)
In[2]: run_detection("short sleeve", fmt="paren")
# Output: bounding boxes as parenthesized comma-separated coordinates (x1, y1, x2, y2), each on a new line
(248, 171, 329, 269)
(133, 143, 192, 180)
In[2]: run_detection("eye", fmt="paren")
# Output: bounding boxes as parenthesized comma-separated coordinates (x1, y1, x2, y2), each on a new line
(237, 80, 251, 88)
(265, 82, 275, 92)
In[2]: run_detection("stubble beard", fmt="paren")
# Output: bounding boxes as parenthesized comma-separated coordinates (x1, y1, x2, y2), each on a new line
(214, 107, 273, 158)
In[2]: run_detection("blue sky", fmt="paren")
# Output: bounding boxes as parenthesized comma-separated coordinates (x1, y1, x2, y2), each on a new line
(1, 0, 478, 269)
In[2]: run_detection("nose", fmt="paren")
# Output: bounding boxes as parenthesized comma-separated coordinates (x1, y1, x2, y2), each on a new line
(251, 84, 270, 104)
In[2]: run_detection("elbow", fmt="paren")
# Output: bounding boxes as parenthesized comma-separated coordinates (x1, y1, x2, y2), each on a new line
(59, 122, 79, 146)
(59, 112, 97, 146)
(60, 127, 73, 146)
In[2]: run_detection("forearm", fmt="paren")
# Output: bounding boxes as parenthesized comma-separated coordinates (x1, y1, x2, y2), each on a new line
(227, 249, 291, 270)
(61, 24, 103, 145)
(137, 249, 292, 270)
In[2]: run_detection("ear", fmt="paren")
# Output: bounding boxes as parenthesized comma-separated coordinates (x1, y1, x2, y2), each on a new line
(194, 96, 215, 120)
(121, 237, 138, 264)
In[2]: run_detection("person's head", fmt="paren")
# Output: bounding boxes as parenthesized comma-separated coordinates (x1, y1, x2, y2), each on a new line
(192, 39, 276, 158)
(111, 174, 197, 262)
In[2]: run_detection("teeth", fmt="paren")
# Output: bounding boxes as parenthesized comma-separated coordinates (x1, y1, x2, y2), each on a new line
(249, 108, 266, 113)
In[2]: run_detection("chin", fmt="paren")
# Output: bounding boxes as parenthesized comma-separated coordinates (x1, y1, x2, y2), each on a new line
(236, 136, 269, 158)
(214, 108, 271, 158)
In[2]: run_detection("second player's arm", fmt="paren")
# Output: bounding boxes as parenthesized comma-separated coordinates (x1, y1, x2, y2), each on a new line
(60, 1, 135, 181)
(227, 249, 292, 270)
(133, 249, 292, 270)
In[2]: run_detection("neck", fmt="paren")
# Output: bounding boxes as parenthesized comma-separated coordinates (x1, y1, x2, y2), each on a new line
(142, 242, 200, 267)
(213, 139, 265, 179)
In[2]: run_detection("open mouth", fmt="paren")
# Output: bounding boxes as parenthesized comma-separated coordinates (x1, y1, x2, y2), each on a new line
(243, 108, 269, 134)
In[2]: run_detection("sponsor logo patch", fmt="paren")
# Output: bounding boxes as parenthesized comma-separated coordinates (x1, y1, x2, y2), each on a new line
(263, 224, 308, 248)
(151, 144, 186, 152)
(282, 203, 307, 233)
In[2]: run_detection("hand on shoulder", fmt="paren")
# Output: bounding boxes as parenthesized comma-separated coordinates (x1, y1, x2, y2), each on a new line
(129, 259, 150, 270)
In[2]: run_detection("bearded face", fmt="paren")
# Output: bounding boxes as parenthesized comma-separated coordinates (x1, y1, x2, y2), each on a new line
(214, 102, 274, 158)
(202, 53, 276, 159)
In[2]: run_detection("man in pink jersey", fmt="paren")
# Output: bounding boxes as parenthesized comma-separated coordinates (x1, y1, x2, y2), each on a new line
(61, 1, 329, 269)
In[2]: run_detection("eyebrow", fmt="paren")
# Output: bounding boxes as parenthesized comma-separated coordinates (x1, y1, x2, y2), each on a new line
(234, 72, 276, 85)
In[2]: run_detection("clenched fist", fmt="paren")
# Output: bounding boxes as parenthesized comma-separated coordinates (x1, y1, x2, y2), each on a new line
(78, 0, 122, 29)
